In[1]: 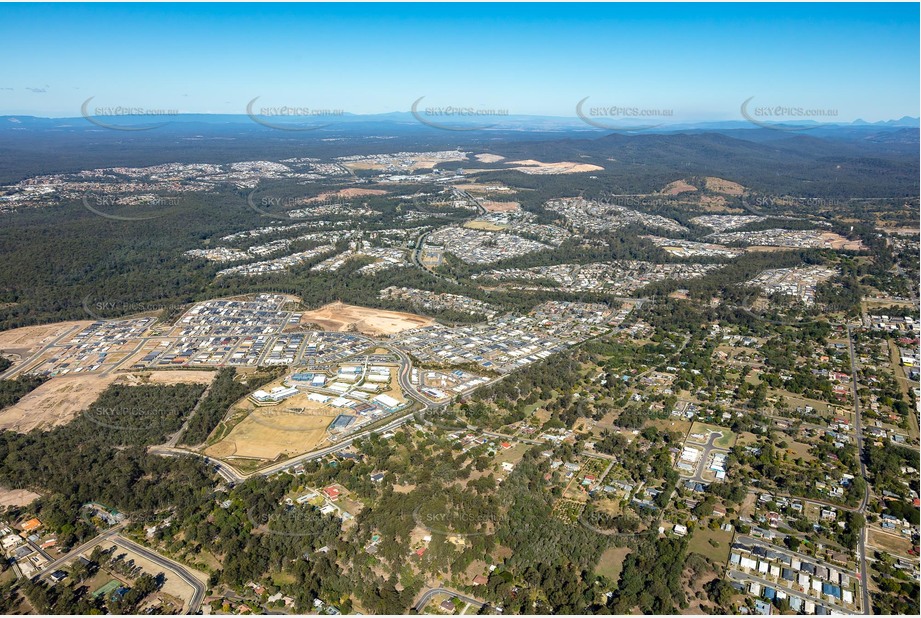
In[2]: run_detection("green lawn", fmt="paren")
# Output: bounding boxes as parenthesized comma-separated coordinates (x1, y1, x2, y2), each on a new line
(687, 525, 734, 564)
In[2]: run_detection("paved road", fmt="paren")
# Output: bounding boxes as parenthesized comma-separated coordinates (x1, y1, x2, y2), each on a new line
(412, 587, 485, 612)
(114, 534, 206, 614)
(32, 523, 205, 614)
(734, 535, 859, 578)
(846, 325, 872, 615)
(164, 377, 216, 448)
(33, 524, 127, 580)
(682, 431, 724, 483)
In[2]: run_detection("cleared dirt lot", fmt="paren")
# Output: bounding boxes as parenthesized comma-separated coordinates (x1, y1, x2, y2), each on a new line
(300, 302, 434, 336)
(306, 188, 388, 202)
(661, 180, 698, 195)
(819, 231, 866, 251)
(0, 486, 41, 507)
(205, 395, 338, 461)
(507, 159, 604, 174)
(0, 320, 91, 366)
(0, 373, 118, 432)
(474, 153, 505, 163)
(480, 200, 521, 213)
(703, 176, 745, 196)
(121, 371, 216, 386)
(868, 528, 914, 557)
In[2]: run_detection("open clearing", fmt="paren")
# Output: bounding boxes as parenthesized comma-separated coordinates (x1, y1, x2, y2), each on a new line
(0, 373, 118, 432)
(121, 371, 216, 385)
(687, 421, 737, 448)
(299, 302, 434, 336)
(205, 395, 339, 461)
(464, 220, 508, 231)
(819, 231, 865, 251)
(507, 159, 604, 174)
(451, 183, 517, 196)
(703, 177, 745, 196)
(0, 369, 216, 433)
(868, 528, 913, 557)
(480, 200, 521, 213)
(661, 180, 698, 195)
(306, 188, 388, 202)
(0, 486, 40, 507)
(687, 525, 733, 563)
(474, 153, 505, 163)
(595, 546, 632, 581)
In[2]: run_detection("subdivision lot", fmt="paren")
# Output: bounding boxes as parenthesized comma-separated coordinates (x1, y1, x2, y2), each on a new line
(99, 539, 207, 612)
(0, 320, 91, 360)
(299, 302, 434, 336)
(868, 528, 914, 557)
(687, 422, 737, 449)
(0, 373, 118, 432)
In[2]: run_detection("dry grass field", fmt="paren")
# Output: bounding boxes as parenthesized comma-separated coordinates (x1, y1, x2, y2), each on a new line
(299, 302, 434, 336)
(703, 176, 745, 196)
(661, 179, 698, 195)
(205, 395, 339, 461)
(480, 200, 521, 213)
(474, 153, 505, 163)
(464, 220, 508, 231)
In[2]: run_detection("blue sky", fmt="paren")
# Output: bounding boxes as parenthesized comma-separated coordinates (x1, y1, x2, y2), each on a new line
(1, 2, 918, 121)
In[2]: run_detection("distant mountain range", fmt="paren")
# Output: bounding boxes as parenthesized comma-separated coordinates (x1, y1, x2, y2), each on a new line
(2, 112, 918, 132)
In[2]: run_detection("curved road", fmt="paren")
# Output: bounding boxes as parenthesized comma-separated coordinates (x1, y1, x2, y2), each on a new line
(33, 524, 205, 615)
(114, 534, 206, 614)
(413, 587, 485, 613)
